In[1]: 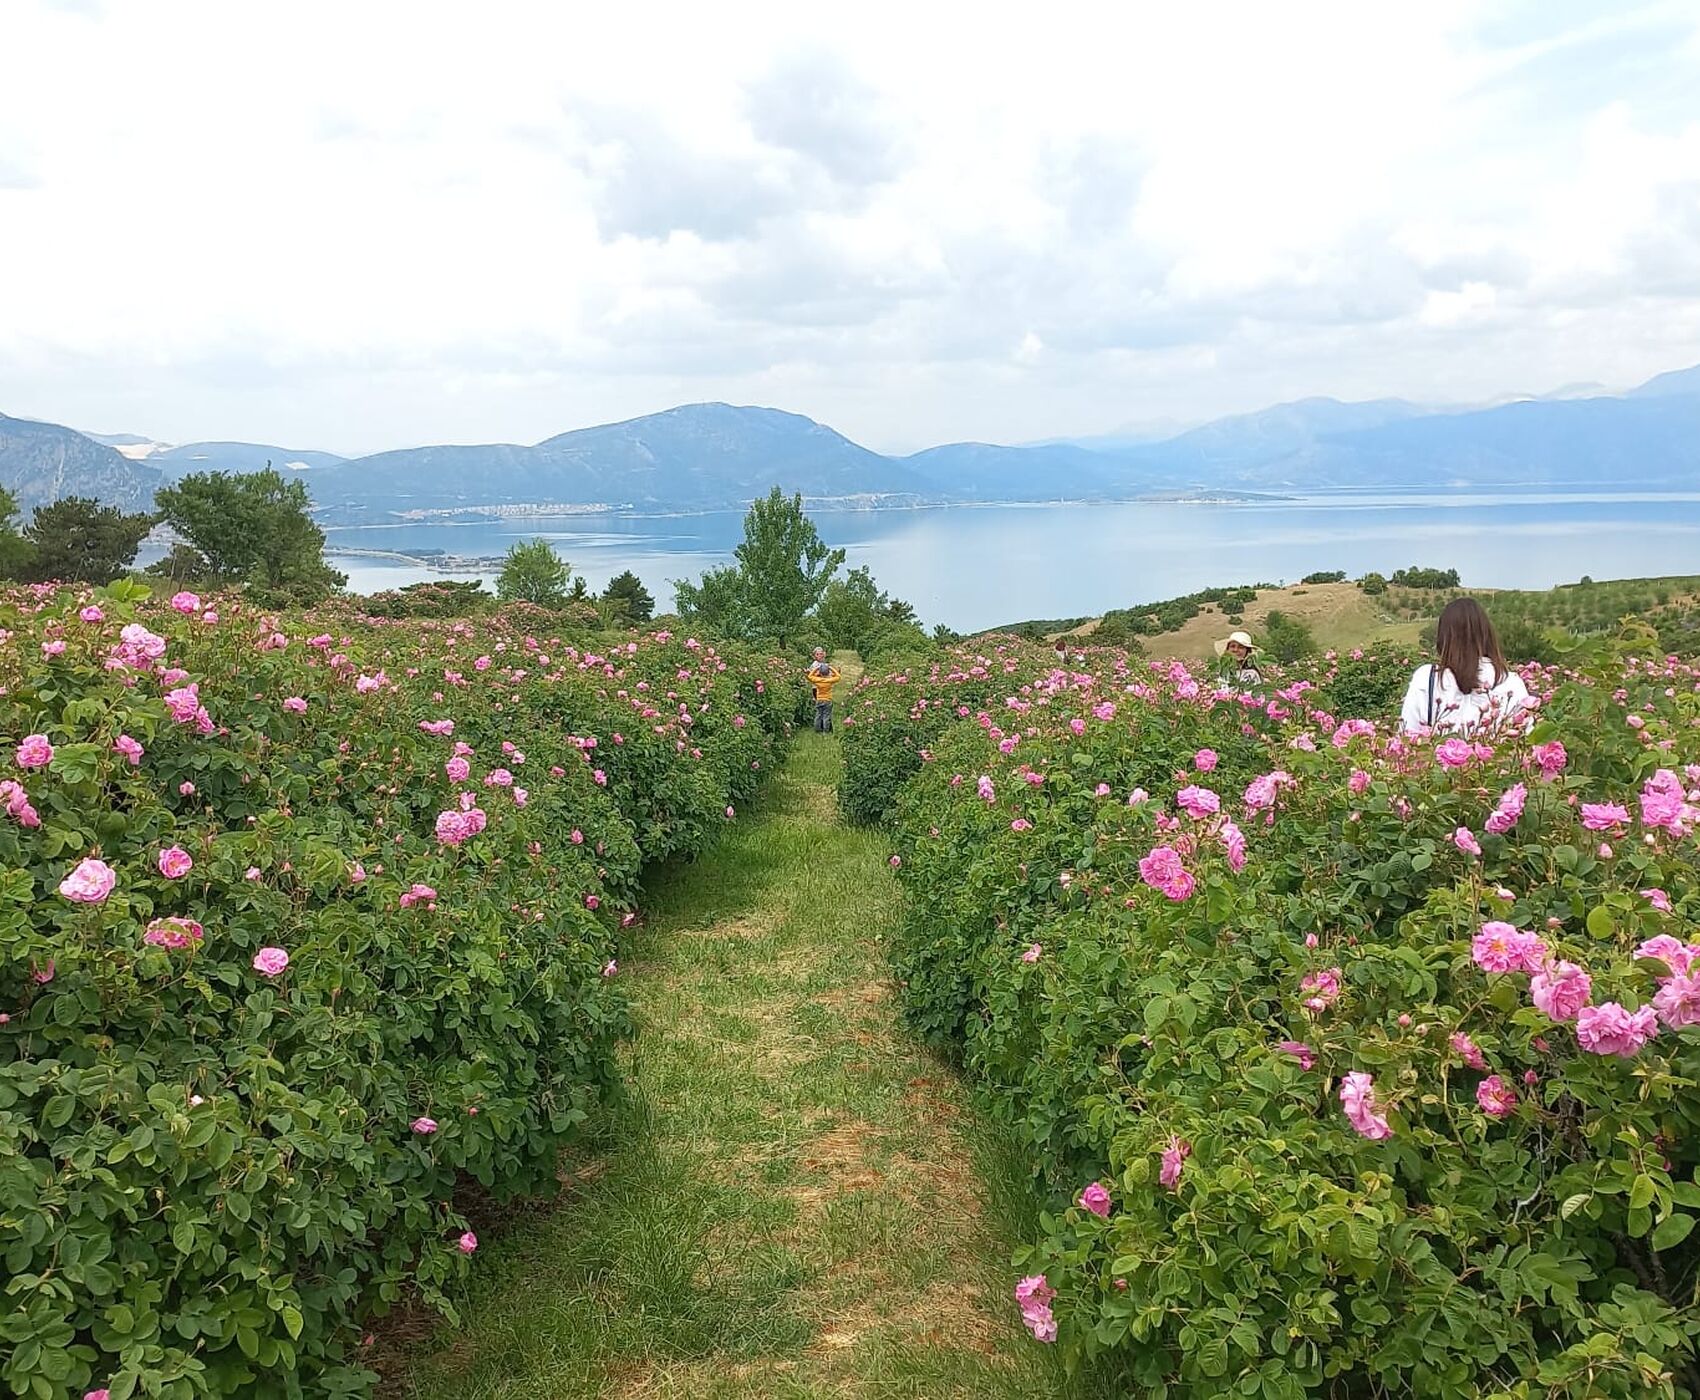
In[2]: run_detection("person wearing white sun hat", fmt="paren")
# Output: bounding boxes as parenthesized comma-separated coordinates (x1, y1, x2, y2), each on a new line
(1213, 629, 1263, 687)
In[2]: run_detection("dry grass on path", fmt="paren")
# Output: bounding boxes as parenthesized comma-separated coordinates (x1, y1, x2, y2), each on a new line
(399, 719, 1078, 1400)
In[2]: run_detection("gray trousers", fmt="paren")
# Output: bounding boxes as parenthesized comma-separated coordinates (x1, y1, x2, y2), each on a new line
(814, 701, 833, 733)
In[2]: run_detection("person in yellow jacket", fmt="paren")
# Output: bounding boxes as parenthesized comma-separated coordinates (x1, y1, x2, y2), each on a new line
(806, 648, 842, 733)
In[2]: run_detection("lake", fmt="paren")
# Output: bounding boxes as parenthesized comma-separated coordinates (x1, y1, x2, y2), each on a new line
(291, 489, 1700, 633)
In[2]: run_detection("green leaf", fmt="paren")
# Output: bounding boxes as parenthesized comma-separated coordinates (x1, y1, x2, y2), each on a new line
(1652, 1213, 1695, 1251)
(1559, 1193, 1591, 1220)
(1629, 1174, 1656, 1210)
(1586, 905, 1615, 939)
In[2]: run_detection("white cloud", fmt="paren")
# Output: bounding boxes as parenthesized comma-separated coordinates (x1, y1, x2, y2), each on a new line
(0, 0, 1696, 453)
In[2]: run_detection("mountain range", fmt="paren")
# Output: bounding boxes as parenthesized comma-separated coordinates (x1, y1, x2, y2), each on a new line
(3, 362, 1697, 522)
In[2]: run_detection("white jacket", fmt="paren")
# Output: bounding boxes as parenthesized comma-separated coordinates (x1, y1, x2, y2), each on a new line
(1399, 658, 1531, 736)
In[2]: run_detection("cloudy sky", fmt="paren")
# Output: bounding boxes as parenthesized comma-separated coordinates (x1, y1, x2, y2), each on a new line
(2, 0, 1698, 456)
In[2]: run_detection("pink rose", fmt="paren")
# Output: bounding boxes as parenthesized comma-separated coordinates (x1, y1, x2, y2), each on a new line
(1021, 943, 1042, 963)
(157, 846, 194, 879)
(143, 916, 203, 950)
(1575, 1001, 1657, 1057)
(1014, 1274, 1057, 1343)
(113, 734, 144, 765)
(15, 734, 54, 769)
(457, 1230, 478, 1254)
(1078, 1181, 1112, 1217)
(1193, 749, 1218, 772)
(1277, 1039, 1316, 1070)
(1452, 827, 1482, 856)
(1450, 1032, 1487, 1070)
(59, 857, 117, 904)
(1476, 1074, 1518, 1119)
(1158, 1137, 1191, 1189)
(1636, 934, 1695, 976)
(252, 947, 290, 976)
(283, 696, 308, 713)
(169, 591, 201, 614)
(1471, 921, 1546, 974)
(1580, 802, 1630, 831)
(1531, 961, 1592, 1022)
(1339, 1071, 1392, 1139)
(1652, 973, 1700, 1030)
(411, 1117, 438, 1135)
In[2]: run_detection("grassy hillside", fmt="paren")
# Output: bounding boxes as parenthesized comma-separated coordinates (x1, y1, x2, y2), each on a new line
(1028, 573, 1700, 662)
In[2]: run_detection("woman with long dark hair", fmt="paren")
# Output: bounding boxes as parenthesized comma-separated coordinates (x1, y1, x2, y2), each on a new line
(1399, 597, 1531, 735)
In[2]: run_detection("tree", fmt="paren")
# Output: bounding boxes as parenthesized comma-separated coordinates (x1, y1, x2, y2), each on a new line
(1358, 571, 1388, 596)
(732, 488, 845, 647)
(602, 570, 654, 623)
(1261, 610, 1317, 663)
(0, 487, 35, 580)
(24, 496, 156, 583)
(496, 538, 571, 608)
(816, 565, 920, 652)
(153, 470, 345, 601)
(673, 564, 748, 633)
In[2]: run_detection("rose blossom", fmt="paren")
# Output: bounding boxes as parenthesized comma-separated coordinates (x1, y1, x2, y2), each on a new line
(1159, 1136, 1190, 1189)
(157, 846, 193, 879)
(252, 947, 290, 976)
(1476, 1075, 1518, 1119)
(1078, 1181, 1112, 1217)
(1471, 921, 1546, 974)
(1340, 1071, 1392, 1139)
(1575, 1001, 1657, 1057)
(1531, 961, 1592, 1022)
(15, 734, 54, 769)
(59, 857, 116, 903)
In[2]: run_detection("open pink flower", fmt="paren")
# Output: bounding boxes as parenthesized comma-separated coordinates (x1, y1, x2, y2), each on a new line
(1014, 1274, 1057, 1343)
(1476, 1075, 1518, 1119)
(1300, 967, 1342, 1011)
(1277, 1039, 1316, 1070)
(1575, 1001, 1657, 1057)
(457, 1230, 478, 1254)
(143, 916, 203, 950)
(411, 1117, 438, 1135)
(59, 857, 116, 904)
(1339, 1071, 1392, 1139)
(1175, 785, 1220, 819)
(1531, 961, 1592, 1022)
(1652, 974, 1700, 1030)
(15, 734, 53, 769)
(1636, 934, 1695, 976)
(1021, 943, 1042, 963)
(1580, 802, 1630, 831)
(1159, 1136, 1191, 1188)
(1138, 845, 1195, 901)
(1450, 1031, 1487, 1070)
(157, 846, 193, 879)
(113, 734, 144, 765)
(1452, 827, 1482, 856)
(1471, 921, 1545, 974)
(252, 947, 289, 976)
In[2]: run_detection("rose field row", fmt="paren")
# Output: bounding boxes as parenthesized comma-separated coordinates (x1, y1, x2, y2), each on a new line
(841, 638, 1700, 1398)
(0, 581, 796, 1399)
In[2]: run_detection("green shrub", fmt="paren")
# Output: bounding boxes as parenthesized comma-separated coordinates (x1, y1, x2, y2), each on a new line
(0, 585, 791, 1398)
(1359, 571, 1388, 595)
(1301, 570, 1346, 585)
(861, 638, 1700, 1395)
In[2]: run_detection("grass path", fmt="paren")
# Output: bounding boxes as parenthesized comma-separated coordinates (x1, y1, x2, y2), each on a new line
(399, 654, 1078, 1399)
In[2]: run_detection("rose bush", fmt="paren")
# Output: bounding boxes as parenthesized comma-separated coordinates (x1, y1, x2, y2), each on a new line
(0, 581, 792, 1398)
(859, 637, 1700, 1397)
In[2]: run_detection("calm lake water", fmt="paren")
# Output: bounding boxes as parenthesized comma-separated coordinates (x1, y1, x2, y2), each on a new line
(296, 490, 1700, 633)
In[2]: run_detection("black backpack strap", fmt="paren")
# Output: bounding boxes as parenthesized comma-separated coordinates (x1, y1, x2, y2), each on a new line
(1427, 665, 1438, 727)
